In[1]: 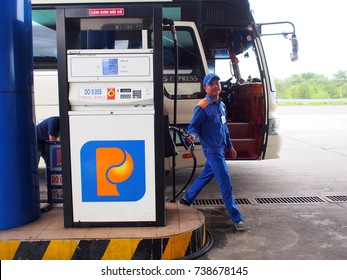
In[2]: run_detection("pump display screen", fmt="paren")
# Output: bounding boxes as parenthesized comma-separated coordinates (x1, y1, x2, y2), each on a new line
(102, 58, 118, 75)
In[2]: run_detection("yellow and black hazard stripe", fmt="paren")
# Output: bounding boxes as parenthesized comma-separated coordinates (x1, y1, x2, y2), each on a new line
(0, 225, 206, 260)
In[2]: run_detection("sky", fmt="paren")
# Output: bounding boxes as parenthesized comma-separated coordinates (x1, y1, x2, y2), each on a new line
(249, 0, 347, 79)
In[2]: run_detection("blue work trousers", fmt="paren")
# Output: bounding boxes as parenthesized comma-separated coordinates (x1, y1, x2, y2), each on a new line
(184, 152, 243, 222)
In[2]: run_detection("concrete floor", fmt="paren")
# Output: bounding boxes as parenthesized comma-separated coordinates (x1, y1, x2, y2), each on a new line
(168, 106, 347, 260)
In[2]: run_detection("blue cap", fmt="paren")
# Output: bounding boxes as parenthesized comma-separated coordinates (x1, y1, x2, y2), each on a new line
(203, 73, 220, 86)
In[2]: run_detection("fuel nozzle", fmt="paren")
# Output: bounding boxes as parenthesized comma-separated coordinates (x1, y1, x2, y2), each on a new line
(163, 18, 177, 40)
(169, 126, 194, 150)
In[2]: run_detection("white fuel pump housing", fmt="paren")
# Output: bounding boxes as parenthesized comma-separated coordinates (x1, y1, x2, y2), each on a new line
(67, 49, 158, 224)
(67, 49, 154, 110)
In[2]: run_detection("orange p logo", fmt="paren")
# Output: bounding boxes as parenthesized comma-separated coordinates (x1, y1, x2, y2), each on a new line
(96, 147, 134, 196)
(81, 140, 146, 202)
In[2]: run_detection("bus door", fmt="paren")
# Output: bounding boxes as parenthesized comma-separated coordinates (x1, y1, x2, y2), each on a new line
(203, 25, 267, 160)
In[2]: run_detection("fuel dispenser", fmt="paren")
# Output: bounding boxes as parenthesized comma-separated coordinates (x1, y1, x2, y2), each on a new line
(56, 5, 165, 227)
(68, 49, 158, 224)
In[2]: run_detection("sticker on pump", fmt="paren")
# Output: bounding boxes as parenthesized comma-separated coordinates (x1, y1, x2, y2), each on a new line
(79, 88, 112, 101)
(107, 88, 116, 100)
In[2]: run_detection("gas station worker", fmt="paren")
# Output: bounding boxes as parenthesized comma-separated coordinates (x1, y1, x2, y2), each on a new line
(36, 116, 60, 165)
(180, 73, 246, 231)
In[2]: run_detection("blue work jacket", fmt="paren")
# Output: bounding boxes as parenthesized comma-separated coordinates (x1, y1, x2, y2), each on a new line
(188, 95, 232, 154)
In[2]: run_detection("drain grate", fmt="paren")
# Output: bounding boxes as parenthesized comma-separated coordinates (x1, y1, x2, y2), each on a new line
(325, 195, 347, 202)
(255, 196, 325, 204)
(235, 198, 252, 205)
(193, 198, 224, 206)
(42, 195, 340, 206)
(191, 195, 344, 207)
(193, 198, 253, 206)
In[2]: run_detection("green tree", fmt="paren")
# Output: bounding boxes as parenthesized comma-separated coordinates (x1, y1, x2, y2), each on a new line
(333, 70, 347, 81)
(333, 70, 347, 98)
(274, 71, 347, 99)
(294, 82, 314, 99)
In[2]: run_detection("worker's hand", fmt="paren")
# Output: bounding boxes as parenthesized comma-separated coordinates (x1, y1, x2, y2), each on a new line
(186, 134, 196, 144)
(225, 147, 237, 159)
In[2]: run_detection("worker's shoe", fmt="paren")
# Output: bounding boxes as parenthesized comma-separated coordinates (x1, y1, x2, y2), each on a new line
(234, 221, 246, 231)
(179, 197, 191, 207)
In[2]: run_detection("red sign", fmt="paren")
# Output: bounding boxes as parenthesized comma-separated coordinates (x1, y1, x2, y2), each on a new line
(50, 174, 63, 186)
(89, 8, 125, 17)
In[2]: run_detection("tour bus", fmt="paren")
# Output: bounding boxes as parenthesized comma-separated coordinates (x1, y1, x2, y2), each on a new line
(32, 0, 297, 170)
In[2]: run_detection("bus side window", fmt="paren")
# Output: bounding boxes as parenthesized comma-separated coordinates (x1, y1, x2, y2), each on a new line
(32, 9, 57, 70)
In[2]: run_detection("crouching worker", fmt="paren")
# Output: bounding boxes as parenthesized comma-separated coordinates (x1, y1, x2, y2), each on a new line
(36, 116, 60, 165)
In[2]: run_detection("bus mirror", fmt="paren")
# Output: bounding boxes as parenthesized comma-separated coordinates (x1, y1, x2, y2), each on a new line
(256, 21, 298, 61)
(290, 35, 298, 61)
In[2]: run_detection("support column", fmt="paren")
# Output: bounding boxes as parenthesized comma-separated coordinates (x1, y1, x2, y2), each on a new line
(0, 0, 40, 230)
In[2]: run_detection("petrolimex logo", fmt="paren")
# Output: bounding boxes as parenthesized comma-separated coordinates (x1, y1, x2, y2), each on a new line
(107, 88, 115, 100)
(80, 140, 146, 202)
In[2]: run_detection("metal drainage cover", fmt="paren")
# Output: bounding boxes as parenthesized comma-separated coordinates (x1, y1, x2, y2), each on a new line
(325, 195, 347, 202)
(254, 196, 325, 204)
(193, 198, 224, 206)
(193, 198, 252, 206)
(192, 195, 346, 206)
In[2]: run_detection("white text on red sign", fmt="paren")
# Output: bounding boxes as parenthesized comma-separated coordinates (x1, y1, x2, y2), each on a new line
(89, 8, 125, 17)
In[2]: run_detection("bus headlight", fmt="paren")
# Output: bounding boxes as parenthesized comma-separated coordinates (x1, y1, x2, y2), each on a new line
(268, 118, 280, 135)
